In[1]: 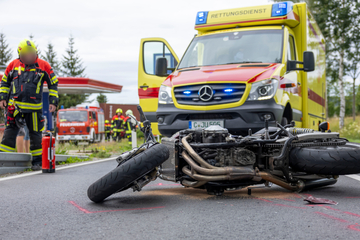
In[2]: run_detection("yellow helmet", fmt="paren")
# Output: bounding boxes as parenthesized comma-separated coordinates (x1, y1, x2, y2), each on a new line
(105, 120, 109, 123)
(116, 108, 123, 114)
(126, 109, 133, 116)
(17, 39, 37, 55)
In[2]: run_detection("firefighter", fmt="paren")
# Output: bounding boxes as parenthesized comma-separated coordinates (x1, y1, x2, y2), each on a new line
(0, 39, 58, 170)
(111, 108, 124, 141)
(124, 109, 137, 145)
(104, 120, 111, 141)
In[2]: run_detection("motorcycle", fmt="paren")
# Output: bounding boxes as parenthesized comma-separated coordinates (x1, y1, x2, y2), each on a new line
(87, 106, 360, 202)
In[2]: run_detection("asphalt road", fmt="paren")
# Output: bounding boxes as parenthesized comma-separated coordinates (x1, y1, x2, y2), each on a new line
(1, 159, 360, 240)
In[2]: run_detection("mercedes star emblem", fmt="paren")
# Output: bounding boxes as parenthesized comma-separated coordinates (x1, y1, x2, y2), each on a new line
(198, 85, 214, 102)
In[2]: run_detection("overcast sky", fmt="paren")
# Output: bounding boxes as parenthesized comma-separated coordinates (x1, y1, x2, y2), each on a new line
(0, 0, 277, 104)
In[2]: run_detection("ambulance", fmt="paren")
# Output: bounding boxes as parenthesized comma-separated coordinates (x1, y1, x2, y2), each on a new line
(56, 105, 105, 144)
(138, 1, 325, 136)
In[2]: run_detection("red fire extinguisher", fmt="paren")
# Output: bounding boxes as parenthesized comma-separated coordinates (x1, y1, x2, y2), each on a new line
(42, 132, 56, 173)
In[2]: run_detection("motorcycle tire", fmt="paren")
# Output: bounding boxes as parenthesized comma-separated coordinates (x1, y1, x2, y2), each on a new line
(87, 143, 169, 203)
(290, 142, 360, 175)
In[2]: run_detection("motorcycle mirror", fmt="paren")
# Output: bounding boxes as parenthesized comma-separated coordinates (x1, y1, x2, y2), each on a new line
(318, 121, 330, 132)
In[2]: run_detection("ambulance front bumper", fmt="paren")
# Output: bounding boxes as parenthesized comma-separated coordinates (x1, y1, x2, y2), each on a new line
(156, 99, 284, 137)
(56, 134, 91, 141)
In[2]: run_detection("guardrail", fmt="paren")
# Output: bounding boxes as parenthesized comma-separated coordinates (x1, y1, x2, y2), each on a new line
(0, 152, 32, 175)
(0, 153, 89, 175)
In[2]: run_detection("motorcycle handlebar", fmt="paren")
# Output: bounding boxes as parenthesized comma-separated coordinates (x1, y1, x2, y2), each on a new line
(137, 105, 147, 122)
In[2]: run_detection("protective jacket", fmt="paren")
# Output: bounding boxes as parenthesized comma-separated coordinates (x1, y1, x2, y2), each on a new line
(0, 58, 59, 113)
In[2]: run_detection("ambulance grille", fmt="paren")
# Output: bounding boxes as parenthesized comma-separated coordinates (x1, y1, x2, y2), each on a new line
(174, 83, 246, 105)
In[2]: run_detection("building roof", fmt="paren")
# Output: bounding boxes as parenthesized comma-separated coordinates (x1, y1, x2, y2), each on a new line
(0, 75, 123, 94)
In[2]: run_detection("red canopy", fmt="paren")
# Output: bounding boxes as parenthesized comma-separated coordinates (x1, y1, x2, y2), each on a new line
(0, 75, 122, 94)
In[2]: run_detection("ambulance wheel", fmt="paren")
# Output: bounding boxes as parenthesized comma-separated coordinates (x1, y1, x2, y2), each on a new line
(87, 143, 169, 203)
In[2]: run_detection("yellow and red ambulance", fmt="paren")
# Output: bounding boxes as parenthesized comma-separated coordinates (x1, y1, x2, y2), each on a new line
(138, 1, 325, 136)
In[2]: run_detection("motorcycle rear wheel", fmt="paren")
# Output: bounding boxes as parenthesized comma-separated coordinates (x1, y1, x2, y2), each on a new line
(290, 142, 360, 175)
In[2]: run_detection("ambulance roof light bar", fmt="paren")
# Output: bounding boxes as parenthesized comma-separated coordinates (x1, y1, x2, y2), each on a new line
(271, 1, 293, 17)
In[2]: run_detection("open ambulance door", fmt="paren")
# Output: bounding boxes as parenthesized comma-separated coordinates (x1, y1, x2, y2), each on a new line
(138, 38, 179, 135)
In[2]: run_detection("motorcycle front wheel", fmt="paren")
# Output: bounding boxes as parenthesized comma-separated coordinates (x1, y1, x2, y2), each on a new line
(87, 143, 169, 203)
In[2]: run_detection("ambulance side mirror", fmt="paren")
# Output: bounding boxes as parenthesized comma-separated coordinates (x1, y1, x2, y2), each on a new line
(155, 57, 169, 77)
(303, 51, 315, 72)
(287, 51, 315, 72)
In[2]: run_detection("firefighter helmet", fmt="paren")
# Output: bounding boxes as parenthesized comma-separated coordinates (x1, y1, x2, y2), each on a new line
(126, 109, 133, 116)
(116, 108, 123, 114)
(17, 39, 37, 55)
(105, 120, 109, 123)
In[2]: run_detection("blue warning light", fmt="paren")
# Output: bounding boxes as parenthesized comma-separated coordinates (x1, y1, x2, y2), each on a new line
(195, 11, 208, 25)
(271, 1, 293, 17)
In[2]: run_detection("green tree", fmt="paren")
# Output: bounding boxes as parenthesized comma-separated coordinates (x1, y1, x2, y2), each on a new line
(96, 93, 108, 104)
(59, 35, 87, 109)
(310, 0, 360, 129)
(0, 32, 12, 123)
(41, 43, 61, 75)
(58, 94, 88, 109)
(61, 36, 86, 77)
(0, 33, 12, 66)
(346, 24, 360, 121)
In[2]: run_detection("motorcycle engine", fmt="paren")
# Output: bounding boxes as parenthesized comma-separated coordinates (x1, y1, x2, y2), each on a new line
(181, 126, 256, 167)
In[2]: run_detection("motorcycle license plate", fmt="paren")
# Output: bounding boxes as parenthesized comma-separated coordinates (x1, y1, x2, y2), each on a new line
(189, 120, 224, 129)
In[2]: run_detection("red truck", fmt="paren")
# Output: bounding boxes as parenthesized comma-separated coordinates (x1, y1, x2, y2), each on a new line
(56, 106, 105, 144)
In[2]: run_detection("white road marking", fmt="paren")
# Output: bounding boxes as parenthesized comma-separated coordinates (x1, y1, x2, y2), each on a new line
(0, 157, 117, 182)
(346, 174, 360, 181)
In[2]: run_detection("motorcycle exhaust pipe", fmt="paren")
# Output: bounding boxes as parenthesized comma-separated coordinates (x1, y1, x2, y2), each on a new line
(259, 172, 302, 191)
(181, 134, 217, 169)
(181, 179, 208, 188)
(182, 151, 255, 177)
(300, 178, 337, 192)
(182, 166, 256, 181)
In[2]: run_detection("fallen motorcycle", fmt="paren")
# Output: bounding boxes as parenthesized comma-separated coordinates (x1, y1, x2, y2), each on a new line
(87, 106, 360, 202)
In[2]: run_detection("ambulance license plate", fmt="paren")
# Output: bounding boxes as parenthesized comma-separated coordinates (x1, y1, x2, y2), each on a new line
(189, 120, 224, 129)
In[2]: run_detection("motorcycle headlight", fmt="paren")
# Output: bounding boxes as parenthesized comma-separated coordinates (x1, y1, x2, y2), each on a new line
(247, 79, 279, 101)
(158, 85, 173, 104)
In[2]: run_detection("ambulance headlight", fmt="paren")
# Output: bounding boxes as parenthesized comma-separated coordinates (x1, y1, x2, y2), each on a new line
(158, 85, 173, 104)
(247, 79, 278, 101)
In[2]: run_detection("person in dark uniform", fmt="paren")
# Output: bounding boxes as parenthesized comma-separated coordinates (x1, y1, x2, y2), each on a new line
(0, 39, 58, 170)
(104, 120, 111, 141)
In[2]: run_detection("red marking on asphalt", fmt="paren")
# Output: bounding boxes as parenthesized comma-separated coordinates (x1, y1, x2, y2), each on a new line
(255, 198, 273, 203)
(343, 211, 360, 218)
(69, 201, 92, 214)
(317, 205, 360, 218)
(315, 212, 348, 223)
(69, 201, 165, 214)
(348, 224, 360, 232)
(322, 206, 341, 211)
(254, 195, 360, 232)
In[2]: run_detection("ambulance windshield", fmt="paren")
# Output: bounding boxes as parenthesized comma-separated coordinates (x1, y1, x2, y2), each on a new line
(178, 29, 283, 69)
(58, 111, 88, 122)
